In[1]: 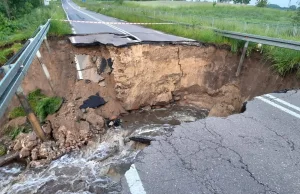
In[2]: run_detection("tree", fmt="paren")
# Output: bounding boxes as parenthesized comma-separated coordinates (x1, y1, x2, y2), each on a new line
(0, 0, 42, 20)
(289, 5, 297, 10)
(2, 0, 10, 19)
(294, 2, 300, 24)
(233, 0, 251, 4)
(256, 0, 268, 7)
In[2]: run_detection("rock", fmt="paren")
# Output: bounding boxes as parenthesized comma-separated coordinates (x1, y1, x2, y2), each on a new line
(98, 81, 106, 87)
(13, 140, 22, 151)
(108, 121, 114, 127)
(67, 102, 75, 107)
(0, 144, 7, 156)
(208, 103, 236, 117)
(84, 109, 105, 127)
(65, 131, 77, 146)
(31, 148, 38, 160)
(174, 96, 181, 101)
(27, 132, 37, 141)
(42, 121, 52, 134)
(13, 133, 27, 151)
(142, 106, 151, 111)
(78, 121, 90, 138)
(21, 136, 38, 150)
(53, 126, 67, 148)
(19, 148, 30, 158)
(109, 115, 118, 120)
(29, 159, 49, 168)
(91, 56, 97, 63)
(38, 141, 58, 160)
(153, 93, 172, 105)
(81, 109, 87, 113)
(99, 75, 105, 82)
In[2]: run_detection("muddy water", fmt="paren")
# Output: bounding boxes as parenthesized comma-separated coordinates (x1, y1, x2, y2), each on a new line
(0, 105, 207, 194)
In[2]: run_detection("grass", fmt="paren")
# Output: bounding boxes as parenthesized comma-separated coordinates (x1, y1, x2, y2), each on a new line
(9, 89, 63, 122)
(7, 126, 32, 140)
(0, 43, 22, 65)
(74, 0, 300, 76)
(0, 1, 71, 66)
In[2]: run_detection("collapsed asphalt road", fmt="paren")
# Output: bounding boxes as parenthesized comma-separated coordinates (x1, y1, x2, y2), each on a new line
(121, 91, 300, 194)
(59, 1, 300, 193)
(62, 0, 194, 46)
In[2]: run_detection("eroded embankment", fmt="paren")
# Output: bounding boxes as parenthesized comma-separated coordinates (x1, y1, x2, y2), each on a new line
(1, 37, 300, 166)
(0, 37, 300, 192)
(73, 42, 300, 117)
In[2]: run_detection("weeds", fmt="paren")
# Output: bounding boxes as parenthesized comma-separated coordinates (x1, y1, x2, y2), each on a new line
(0, 2, 71, 65)
(7, 126, 32, 140)
(0, 43, 22, 65)
(9, 89, 63, 122)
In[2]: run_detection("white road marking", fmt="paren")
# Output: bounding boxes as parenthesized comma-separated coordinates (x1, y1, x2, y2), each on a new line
(62, 0, 77, 42)
(256, 96, 300, 119)
(66, 0, 141, 41)
(62, 1, 71, 21)
(125, 164, 147, 194)
(74, 55, 83, 80)
(264, 94, 300, 113)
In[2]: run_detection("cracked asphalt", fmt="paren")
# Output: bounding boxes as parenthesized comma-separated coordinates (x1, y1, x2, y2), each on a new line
(121, 90, 300, 194)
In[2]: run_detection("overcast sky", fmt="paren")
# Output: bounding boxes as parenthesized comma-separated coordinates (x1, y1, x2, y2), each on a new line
(249, 0, 298, 7)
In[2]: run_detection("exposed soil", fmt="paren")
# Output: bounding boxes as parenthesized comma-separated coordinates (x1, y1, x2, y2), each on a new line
(0, 37, 300, 167)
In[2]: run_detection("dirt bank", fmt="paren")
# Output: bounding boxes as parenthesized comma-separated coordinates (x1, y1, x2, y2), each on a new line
(73, 42, 299, 116)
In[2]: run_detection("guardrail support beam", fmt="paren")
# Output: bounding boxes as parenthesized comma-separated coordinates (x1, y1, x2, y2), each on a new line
(236, 41, 249, 77)
(16, 87, 46, 141)
(44, 37, 51, 54)
(36, 50, 55, 95)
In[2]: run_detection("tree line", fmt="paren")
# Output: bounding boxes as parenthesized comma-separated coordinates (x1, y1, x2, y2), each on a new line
(0, 0, 42, 20)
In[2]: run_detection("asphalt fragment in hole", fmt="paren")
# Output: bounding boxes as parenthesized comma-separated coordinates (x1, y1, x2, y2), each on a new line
(128, 136, 155, 145)
(79, 92, 106, 109)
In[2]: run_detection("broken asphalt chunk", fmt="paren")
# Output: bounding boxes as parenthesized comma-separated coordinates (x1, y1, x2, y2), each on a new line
(79, 93, 106, 109)
(128, 136, 155, 145)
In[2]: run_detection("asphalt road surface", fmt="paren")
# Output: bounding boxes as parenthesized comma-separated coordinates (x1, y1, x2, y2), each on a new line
(63, 1, 300, 193)
(121, 91, 300, 194)
(62, 0, 194, 45)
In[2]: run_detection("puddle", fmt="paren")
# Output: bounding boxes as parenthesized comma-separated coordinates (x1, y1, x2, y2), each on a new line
(0, 105, 208, 194)
(122, 104, 208, 137)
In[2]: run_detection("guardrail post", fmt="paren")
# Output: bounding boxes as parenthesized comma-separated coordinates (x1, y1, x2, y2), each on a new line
(236, 41, 249, 77)
(16, 87, 46, 141)
(43, 36, 51, 53)
(36, 50, 56, 95)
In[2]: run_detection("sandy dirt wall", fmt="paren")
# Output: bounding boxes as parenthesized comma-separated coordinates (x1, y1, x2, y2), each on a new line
(3, 38, 300, 126)
(105, 44, 300, 112)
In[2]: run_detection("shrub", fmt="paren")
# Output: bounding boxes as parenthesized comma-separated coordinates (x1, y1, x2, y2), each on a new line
(9, 89, 63, 122)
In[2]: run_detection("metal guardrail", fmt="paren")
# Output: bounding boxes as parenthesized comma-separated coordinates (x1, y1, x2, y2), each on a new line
(0, 20, 50, 118)
(215, 29, 300, 51)
(214, 29, 300, 77)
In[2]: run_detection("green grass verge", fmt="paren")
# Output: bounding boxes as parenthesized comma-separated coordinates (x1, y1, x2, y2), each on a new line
(0, 43, 22, 65)
(9, 89, 63, 122)
(74, 0, 300, 76)
(0, 1, 71, 66)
